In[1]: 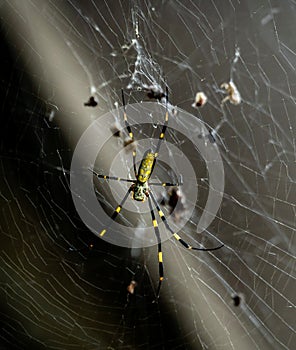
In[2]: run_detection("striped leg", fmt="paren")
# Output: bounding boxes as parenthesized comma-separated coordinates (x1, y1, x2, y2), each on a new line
(149, 191, 224, 251)
(147, 195, 164, 299)
(99, 186, 133, 237)
(155, 87, 169, 157)
(149, 182, 178, 187)
(132, 150, 137, 177)
(121, 89, 137, 177)
(149, 175, 183, 187)
(89, 168, 135, 183)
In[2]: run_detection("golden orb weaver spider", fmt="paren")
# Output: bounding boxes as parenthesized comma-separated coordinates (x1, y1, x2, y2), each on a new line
(90, 88, 223, 298)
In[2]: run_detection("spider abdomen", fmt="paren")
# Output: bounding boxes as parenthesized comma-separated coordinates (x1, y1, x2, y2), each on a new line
(132, 152, 156, 202)
(137, 152, 156, 184)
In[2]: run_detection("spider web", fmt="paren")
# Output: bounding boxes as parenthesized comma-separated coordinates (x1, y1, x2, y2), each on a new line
(0, 0, 295, 349)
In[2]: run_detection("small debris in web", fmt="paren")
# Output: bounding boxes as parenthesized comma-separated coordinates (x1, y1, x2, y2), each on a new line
(84, 96, 98, 107)
(110, 122, 122, 137)
(192, 92, 208, 108)
(146, 86, 166, 101)
(127, 280, 137, 294)
(160, 186, 187, 223)
(124, 137, 137, 152)
(220, 81, 241, 105)
(232, 293, 245, 307)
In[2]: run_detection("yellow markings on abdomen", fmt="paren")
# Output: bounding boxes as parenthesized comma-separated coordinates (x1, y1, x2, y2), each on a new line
(158, 252, 163, 262)
(115, 206, 121, 213)
(137, 152, 155, 183)
(153, 219, 158, 227)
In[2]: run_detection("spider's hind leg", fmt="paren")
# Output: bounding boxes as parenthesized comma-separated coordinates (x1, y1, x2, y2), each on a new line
(147, 195, 164, 299)
(149, 190, 224, 251)
(99, 186, 133, 237)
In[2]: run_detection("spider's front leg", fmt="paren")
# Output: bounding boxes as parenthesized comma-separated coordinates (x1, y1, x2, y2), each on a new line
(130, 183, 135, 198)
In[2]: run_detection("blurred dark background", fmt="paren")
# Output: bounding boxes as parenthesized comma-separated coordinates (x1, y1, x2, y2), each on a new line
(0, 1, 295, 349)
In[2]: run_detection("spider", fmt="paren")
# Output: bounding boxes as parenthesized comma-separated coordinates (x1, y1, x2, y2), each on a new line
(90, 88, 223, 298)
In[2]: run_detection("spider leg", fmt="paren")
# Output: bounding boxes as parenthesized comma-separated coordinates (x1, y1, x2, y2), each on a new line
(89, 168, 136, 183)
(147, 195, 164, 299)
(149, 175, 183, 187)
(149, 190, 224, 251)
(122, 89, 137, 177)
(149, 181, 179, 187)
(132, 150, 137, 177)
(99, 186, 133, 237)
(155, 86, 169, 157)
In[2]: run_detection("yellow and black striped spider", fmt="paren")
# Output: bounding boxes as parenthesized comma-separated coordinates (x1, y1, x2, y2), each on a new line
(90, 89, 223, 297)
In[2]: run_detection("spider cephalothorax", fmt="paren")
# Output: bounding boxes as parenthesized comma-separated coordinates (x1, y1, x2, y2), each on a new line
(132, 181, 149, 201)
